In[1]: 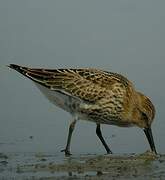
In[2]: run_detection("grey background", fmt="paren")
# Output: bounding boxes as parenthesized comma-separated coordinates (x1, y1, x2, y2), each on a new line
(0, 0, 164, 154)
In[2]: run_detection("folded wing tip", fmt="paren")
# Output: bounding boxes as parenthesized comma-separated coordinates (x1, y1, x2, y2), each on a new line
(8, 64, 20, 70)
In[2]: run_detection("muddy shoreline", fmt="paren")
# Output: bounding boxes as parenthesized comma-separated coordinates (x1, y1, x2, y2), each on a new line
(0, 151, 165, 179)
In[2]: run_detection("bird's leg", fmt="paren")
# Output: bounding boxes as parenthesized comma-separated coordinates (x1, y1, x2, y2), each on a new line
(61, 119, 77, 156)
(96, 124, 112, 154)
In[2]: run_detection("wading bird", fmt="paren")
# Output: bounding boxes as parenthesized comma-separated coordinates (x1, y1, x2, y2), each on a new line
(9, 64, 157, 156)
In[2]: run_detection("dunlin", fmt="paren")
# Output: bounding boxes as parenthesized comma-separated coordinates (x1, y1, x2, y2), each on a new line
(9, 64, 157, 156)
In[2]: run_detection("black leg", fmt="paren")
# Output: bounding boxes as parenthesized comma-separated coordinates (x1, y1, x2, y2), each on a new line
(61, 120, 76, 156)
(96, 124, 112, 154)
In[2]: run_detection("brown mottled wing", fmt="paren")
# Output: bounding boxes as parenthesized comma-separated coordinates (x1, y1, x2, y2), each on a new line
(9, 64, 130, 103)
(75, 69, 131, 88)
(9, 65, 107, 102)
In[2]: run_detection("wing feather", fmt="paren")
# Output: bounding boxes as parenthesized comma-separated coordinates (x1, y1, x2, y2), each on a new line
(9, 64, 132, 103)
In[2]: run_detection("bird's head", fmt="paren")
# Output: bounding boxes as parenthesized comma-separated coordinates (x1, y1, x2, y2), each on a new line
(136, 92, 155, 128)
(135, 92, 157, 154)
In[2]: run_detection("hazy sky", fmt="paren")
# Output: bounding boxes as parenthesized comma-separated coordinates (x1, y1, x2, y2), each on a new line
(0, 0, 165, 154)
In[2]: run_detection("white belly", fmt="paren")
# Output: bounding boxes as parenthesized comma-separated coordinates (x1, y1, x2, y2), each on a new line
(35, 83, 83, 116)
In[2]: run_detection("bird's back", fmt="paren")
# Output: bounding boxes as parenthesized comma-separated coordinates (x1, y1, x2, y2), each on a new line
(9, 64, 135, 125)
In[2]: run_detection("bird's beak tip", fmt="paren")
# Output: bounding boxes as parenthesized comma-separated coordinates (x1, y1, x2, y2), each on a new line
(144, 127, 157, 155)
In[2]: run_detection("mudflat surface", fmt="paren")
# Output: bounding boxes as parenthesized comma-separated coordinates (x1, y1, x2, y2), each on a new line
(0, 151, 165, 180)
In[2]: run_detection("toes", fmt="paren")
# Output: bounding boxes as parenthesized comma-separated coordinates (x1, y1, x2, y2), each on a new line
(65, 152, 72, 156)
(61, 149, 72, 156)
(107, 150, 113, 154)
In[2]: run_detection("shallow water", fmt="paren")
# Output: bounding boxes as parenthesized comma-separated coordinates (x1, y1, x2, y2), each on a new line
(0, 151, 165, 179)
(0, 0, 165, 154)
(0, 0, 165, 179)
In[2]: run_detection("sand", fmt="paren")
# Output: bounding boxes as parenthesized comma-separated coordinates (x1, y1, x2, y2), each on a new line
(0, 151, 165, 179)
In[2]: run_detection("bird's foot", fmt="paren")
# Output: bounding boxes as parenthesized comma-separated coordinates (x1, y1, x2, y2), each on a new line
(107, 150, 113, 154)
(61, 149, 72, 156)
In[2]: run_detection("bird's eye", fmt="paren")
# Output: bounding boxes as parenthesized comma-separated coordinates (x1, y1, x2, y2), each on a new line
(141, 111, 150, 128)
(141, 112, 147, 119)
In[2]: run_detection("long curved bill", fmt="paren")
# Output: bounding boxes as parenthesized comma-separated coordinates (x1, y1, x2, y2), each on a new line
(144, 127, 157, 154)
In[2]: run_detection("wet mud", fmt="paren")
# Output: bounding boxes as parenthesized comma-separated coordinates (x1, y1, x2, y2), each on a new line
(0, 151, 165, 179)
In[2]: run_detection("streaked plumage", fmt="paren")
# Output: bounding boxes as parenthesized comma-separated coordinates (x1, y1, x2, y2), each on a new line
(8, 64, 157, 155)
